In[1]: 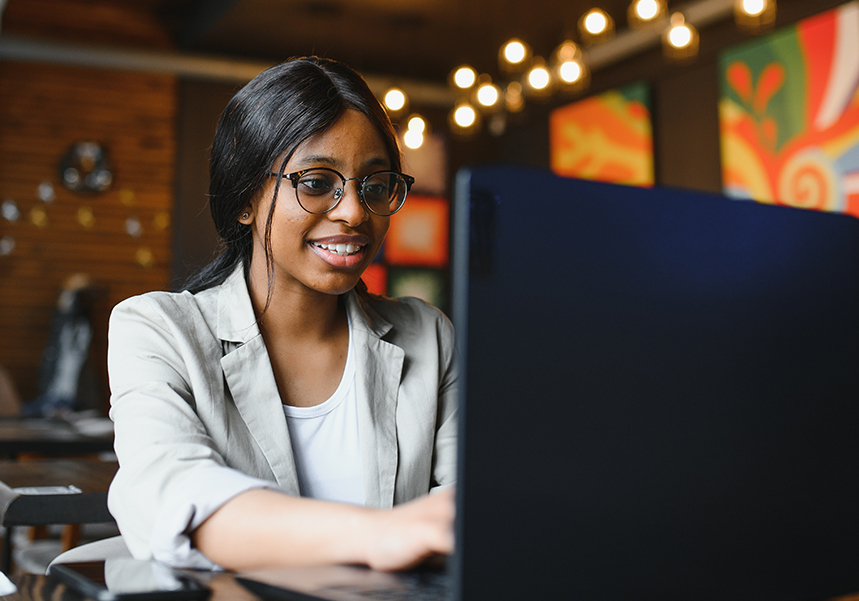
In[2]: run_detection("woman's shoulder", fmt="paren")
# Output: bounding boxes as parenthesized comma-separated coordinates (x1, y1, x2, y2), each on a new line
(110, 286, 221, 333)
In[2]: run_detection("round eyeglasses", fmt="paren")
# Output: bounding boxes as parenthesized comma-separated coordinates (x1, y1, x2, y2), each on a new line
(267, 167, 414, 216)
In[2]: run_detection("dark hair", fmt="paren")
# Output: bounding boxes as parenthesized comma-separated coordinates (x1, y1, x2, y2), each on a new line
(183, 56, 401, 295)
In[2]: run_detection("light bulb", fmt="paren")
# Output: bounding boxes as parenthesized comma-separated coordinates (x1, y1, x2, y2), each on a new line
(454, 104, 477, 128)
(584, 10, 607, 34)
(476, 82, 500, 107)
(407, 115, 426, 133)
(503, 40, 527, 64)
(451, 65, 477, 89)
(742, 0, 765, 16)
(403, 129, 424, 149)
(528, 64, 551, 90)
(668, 23, 692, 47)
(559, 61, 583, 83)
(578, 8, 615, 44)
(635, 0, 659, 20)
(384, 88, 406, 112)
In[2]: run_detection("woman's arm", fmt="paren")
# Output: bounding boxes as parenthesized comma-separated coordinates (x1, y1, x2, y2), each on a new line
(192, 487, 455, 571)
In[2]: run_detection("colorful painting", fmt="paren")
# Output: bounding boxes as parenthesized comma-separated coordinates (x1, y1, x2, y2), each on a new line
(384, 195, 449, 267)
(361, 263, 388, 296)
(549, 81, 654, 186)
(388, 267, 448, 312)
(719, 2, 859, 215)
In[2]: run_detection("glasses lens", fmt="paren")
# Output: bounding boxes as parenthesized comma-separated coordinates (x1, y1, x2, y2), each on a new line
(362, 172, 407, 215)
(295, 169, 339, 213)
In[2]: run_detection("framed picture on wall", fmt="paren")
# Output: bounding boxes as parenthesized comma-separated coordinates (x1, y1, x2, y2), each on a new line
(549, 81, 654, 187)
(718, 2, 859, 216)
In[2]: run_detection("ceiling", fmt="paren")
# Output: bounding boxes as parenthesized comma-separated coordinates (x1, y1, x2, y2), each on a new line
(153, 0, 634, 82)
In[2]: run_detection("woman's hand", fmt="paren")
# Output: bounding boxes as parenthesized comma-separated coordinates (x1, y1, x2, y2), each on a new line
(361, 488, 455, 571)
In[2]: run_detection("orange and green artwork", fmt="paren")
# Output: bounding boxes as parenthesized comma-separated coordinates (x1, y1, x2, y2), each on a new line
(549, 81, 654, 186)
(719, 1, 859, 216)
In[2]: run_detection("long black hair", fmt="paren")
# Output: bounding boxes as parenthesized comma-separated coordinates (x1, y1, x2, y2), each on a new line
(183, 56, 401, 295)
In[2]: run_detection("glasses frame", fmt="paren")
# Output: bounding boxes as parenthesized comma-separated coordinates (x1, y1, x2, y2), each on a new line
(267, 167, 414, 216)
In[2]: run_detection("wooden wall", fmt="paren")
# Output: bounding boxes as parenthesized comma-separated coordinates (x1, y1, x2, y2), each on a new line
(0, 1, 177, 408)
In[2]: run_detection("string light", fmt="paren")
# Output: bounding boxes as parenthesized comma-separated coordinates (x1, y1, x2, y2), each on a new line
(383, 87, 407, 112)
(551, 40, 590, 92)
(628, 0, 666, 28)
(734, 0, 776, 33)
(499, 38, 532, 73)
(474, 74, 502, 111)
(526, 58, 552, 97)
(578, 8, 615, 44)
(402, 113, 427, 149)
(449, 99, 480, 135)
(450, 65, 477, 89)
(662, 12, 699, 61)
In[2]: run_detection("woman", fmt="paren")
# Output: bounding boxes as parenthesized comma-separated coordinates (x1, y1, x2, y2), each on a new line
(106, 57, 457, 571)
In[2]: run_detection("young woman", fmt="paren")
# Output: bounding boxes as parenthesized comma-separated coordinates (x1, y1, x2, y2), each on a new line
(106, 57, 457, 571)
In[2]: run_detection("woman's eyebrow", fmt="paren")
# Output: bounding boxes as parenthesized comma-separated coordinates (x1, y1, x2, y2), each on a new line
(295, 155, 391, 169)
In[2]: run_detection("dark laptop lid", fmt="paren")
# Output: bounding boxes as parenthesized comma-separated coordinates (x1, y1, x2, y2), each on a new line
(451, 165, 859, 601)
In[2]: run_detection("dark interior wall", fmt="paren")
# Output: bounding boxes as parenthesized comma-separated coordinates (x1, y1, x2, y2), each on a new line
(172, 79, 240, 289)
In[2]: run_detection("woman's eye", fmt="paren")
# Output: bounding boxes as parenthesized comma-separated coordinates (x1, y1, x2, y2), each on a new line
(364, 183, 389, 197)
(299, 177, 333, 195)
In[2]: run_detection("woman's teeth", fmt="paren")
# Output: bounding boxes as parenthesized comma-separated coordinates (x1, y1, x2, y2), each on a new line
(314, 242, 363, 256)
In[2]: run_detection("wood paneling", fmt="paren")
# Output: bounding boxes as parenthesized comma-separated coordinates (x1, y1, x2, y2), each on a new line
(0, 59, 176, 409)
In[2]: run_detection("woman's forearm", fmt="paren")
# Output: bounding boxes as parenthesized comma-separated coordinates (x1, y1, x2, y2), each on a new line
(191, 487, 455, 571)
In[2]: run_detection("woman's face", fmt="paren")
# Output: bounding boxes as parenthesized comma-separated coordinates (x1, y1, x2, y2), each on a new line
(244, 109, 392, 299)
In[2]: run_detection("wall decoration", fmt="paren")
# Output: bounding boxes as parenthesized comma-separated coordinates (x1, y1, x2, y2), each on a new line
(549, 81, 654, 186)
(1, 200, 19, 222)
(0, 236, 14, 256)
(77, 206, 96, 229)
(384, 195, 449, 267)
(388, 267, 448, 312)
(401, 132, 448, 196)
(30, 206, 48, 228)
(59, 141, 113, 193)
(719, 2, 859, 216)
(37, 181, 56, 203)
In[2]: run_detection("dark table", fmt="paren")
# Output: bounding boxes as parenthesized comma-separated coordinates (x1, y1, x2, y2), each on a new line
(0, 459, 117, 573)
(0, 419, 113, 459)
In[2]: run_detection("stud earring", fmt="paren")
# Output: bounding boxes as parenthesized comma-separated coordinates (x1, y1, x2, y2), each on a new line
(241, 212, 250, 220)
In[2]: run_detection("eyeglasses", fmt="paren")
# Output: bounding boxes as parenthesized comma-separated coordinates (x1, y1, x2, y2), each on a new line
(267, 167, 414, 216)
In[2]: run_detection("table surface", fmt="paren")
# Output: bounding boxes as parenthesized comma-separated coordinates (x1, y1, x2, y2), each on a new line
(6, 569, 257, 601)
(0, 459, 117, 526)
(0, 419, 114, 458)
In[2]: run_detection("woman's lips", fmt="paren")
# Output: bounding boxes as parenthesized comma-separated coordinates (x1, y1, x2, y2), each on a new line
(309, 240, 368, 268)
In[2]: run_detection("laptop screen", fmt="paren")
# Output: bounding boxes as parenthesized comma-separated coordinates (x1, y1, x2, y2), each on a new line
(451, 166, 859, 601)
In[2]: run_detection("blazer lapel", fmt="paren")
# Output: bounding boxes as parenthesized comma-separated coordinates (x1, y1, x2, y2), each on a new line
(348, 293, 403, 509)
(217, 267, 300, 495)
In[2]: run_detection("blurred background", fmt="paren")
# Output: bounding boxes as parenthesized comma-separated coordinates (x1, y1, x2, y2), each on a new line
(0, 0, 851, 415)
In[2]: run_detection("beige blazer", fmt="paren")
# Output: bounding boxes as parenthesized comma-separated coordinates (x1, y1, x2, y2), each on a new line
(106, 266, 457, 561)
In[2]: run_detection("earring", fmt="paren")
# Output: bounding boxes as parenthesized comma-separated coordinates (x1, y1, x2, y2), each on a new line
(241, 212, 250, 220)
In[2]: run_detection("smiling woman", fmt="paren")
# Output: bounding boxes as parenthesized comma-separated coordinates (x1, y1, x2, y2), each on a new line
(97, 57, 458, 571)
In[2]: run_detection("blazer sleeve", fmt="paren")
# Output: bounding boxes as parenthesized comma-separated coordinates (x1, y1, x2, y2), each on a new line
(430, 309, 458, 491)
(106, 294, 275, 568)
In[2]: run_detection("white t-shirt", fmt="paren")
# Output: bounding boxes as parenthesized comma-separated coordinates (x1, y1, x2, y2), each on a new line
(282, 320, 365, 506)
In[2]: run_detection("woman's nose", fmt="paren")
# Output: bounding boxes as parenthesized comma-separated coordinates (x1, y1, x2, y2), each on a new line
(328, 181, 368, 226)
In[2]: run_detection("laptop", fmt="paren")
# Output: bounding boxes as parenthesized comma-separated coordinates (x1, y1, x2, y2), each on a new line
(237, 165, 859, 601)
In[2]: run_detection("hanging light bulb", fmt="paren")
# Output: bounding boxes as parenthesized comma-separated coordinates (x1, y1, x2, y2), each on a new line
(628, 0, 666, 28)
(662, 12, 699, 61)
(473, 74, 502, 112)
(499, 38, 532, 74)
(551, 40, 590, 92)
(578, 8, 614, 45)
(734, 0, 776, 33)
(525, 57, 553, 98)
(403, 113, 427, 149)
(449, 65, 477, 90)
(449, 99, 480, 135)
(383, 87, 408, 113)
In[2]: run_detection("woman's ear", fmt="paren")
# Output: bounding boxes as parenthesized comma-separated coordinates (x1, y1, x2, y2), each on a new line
(238, 207, 254, 225)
